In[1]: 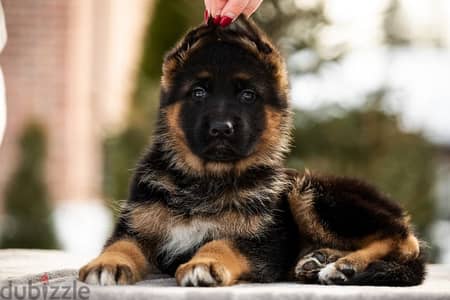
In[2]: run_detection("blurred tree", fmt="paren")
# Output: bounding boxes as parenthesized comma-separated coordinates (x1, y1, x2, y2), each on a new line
(287, 92, 435, 236)
(1, 122, 58, 249)
(103, 0, 202, 204)
(254, 0, 342, 74)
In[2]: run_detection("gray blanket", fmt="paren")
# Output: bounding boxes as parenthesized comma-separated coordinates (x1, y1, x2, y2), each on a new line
(1, 249, 450, 300)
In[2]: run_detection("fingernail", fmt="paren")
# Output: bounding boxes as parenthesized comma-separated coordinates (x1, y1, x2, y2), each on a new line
(204, 10, 208, 23)
(219, 16, 233, 27)
(213, 15, 221, 25)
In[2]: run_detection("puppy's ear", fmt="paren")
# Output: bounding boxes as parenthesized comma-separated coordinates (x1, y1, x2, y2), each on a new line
(226, 15, 273, 54)
(162, 24, 213, 90)
(164, 26, 208, 67)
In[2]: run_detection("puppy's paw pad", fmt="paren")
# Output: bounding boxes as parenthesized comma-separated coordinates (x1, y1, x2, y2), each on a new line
(176, 259, 231, 287)
(318, 263, 349, 285)
(295, 251, 327, 282)
(295, 248, 347, 283)
(337, 263, 356, 278)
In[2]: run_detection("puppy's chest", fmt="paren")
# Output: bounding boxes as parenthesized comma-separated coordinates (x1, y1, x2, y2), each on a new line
(160, 220, 217, 259)
(136, 169, 286, 267)
(162, 199, 270, 245)
(155, 214, 261, 274)
(129, 195, 271, 245)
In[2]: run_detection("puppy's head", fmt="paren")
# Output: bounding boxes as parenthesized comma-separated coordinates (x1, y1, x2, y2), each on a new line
(158, 16, 291, 176)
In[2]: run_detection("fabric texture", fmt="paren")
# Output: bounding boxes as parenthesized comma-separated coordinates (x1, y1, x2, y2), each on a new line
(1, 249, 450, 300)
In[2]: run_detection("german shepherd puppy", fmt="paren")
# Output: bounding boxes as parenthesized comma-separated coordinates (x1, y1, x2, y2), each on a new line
(79, 17, 425, 287)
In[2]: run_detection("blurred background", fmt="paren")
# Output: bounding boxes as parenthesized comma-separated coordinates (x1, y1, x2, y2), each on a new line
(0, 0, 449, 263)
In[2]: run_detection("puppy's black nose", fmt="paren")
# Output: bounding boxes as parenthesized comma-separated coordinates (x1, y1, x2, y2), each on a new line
(209, 121, 234, 137)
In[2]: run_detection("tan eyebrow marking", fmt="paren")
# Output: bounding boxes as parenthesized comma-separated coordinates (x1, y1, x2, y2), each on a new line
(233, 72, 253, 81)
(196, 70, 211, 79)
(179, 71, 211, 95)
(184, 72, 257, 93)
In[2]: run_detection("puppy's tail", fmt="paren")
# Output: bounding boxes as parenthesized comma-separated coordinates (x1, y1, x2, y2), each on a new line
(344, 252, 426, 286)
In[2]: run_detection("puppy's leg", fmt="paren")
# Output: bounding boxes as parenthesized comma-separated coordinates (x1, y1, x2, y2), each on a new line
(288, 173, 423, 285)
(79, 239, 149, 285)
(318, 234, 420, 284)
(175, 240, 250, 287)
(317, 239, 393, 284)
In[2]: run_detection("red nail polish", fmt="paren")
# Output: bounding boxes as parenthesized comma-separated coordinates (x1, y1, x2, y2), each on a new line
(204, 10, 208, 23)
(213, 15, 221, 25)
(219, 16, 233, 27)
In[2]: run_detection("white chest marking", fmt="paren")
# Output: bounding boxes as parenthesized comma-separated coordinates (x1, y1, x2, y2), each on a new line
(160, 221, 215, 263)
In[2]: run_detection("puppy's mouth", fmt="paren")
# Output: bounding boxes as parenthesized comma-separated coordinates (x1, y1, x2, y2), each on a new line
(201, 140, 243, 162)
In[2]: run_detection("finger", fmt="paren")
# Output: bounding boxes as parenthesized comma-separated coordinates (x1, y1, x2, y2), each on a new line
(220, 0, 250, 20)
(204, 0, 212, 14)
(211, 0, 227, 17)
(242, 0, 263, 17)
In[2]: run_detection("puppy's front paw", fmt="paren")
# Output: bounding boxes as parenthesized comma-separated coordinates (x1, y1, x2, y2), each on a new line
(79, 254, 140, 285)
(175, 258, 233, 287)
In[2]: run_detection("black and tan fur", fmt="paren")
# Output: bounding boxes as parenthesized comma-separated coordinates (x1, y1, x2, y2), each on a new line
(79, 16, 425, 287)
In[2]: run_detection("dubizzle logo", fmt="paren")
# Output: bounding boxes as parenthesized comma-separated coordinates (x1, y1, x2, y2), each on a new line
(0, 276, 90, 300)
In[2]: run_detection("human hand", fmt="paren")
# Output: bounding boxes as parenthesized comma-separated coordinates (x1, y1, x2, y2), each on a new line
(204, 0, 263, 27)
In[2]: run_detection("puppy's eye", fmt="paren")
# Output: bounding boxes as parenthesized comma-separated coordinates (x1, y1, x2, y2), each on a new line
(239, 89, 256, 104)
(192, 86, 207, 101)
